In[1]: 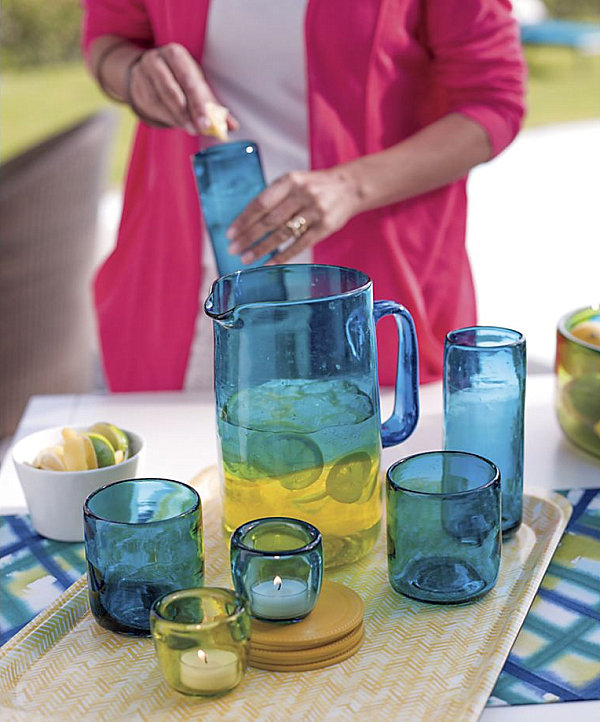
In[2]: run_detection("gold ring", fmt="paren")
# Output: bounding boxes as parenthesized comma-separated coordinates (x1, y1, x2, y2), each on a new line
(285, 214, 308, 239)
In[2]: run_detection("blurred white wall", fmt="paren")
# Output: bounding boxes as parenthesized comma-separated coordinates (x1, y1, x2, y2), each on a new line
(467, 119, 600, 371)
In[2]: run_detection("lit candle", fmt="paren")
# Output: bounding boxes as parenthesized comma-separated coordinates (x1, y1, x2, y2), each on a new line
(250, 575, 309, 620)
(179, 648, 239, 694)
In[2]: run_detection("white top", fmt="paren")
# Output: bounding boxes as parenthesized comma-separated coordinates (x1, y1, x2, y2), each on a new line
(202, 0, 309, 184)
(189, 0, 312, 392)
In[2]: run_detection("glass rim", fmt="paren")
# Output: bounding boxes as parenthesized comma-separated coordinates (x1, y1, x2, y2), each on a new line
(193, 139, 258, 158)
(557, 305, 600, 353)
(150, 587, 246, 630)
(205, 264, 371, 320)
(230, 516, 322, 555)
(386, 451, 500, 497)
(83, 477, 200, 525)
(445, 325, 524, 349)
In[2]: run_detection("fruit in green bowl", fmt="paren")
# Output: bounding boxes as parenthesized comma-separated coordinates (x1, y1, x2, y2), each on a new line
(556, 306, 600, 458)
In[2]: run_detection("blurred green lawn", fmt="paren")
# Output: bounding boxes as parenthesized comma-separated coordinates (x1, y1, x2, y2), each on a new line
(1, 47, 599, 187)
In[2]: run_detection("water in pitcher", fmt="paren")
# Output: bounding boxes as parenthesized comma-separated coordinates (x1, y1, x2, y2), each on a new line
(218, 377, 382, 568)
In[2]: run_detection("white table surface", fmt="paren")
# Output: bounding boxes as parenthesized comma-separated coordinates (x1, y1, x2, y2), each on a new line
(1, 373, 598, 720)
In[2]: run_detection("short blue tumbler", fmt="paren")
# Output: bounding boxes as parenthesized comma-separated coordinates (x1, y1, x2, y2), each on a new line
(386, 451, 501, 604)
(443, 326, 526, 538)
(84, 478, 204, 636)
(192, 140, 270, 276)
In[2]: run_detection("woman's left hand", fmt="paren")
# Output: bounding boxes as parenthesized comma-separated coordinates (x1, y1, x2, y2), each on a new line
(226, 166, 363, 264)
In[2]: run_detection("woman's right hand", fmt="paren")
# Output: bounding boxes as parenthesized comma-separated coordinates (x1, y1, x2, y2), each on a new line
(128, 42, 238, 135)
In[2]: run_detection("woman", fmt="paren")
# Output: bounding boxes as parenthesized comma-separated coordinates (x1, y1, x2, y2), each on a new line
(82, 0, 526, 390)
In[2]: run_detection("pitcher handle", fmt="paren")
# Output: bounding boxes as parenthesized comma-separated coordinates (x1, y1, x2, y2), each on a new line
(373, 300, 419, 448)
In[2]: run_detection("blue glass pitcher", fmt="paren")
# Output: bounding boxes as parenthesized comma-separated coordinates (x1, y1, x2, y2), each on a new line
(205, 264, 419, 568)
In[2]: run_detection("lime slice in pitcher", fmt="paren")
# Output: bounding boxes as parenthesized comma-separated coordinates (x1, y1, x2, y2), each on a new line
(249, 433, 324, 490)
(326, 451, 373, 504)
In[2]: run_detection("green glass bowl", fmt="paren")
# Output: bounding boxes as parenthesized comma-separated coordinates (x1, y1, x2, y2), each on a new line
(555, 305, 600, 458)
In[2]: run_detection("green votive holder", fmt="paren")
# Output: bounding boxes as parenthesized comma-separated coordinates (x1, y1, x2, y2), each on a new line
(150, 588, 250, 697)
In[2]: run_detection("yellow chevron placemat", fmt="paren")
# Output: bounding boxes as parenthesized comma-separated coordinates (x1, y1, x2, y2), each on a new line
(0, 469, 571, 722)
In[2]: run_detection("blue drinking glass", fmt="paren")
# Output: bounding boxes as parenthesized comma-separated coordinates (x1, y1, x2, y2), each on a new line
(230, 517, 323, 622)
(84, 478, 204, 636)
(386, 451, 501, 604)
(443, 326, 526, 538)
(192, 140, 272, 276)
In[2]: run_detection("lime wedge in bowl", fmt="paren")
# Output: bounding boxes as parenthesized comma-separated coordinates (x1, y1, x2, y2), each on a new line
(89, 422, 130, 460)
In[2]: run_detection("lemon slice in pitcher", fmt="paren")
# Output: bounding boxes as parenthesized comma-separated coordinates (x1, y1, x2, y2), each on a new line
(249, 433, 324, 491)
(325, 451, 373, 504)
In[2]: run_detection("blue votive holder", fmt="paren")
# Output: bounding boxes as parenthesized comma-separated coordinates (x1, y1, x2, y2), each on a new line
(84, 478, 204, 636)
(230, 517, 323, 622)
(386, 451, 501, 604)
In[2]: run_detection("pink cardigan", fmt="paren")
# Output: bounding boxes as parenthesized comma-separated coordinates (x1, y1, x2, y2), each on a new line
(83, 0, 526, 391)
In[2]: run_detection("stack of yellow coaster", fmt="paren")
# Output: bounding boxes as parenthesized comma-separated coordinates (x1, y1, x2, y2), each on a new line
(248, 581, 364, 671)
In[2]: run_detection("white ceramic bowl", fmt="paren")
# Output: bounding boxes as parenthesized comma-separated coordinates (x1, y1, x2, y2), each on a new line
(12, 426, 145, 542)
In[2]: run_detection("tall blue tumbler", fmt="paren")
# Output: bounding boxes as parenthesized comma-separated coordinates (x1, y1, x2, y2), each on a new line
(443, 326, 526, 538)
(193, 140, 271, 276)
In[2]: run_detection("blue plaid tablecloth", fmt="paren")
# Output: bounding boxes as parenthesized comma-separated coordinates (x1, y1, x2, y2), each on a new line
(1, 489, 599, 707)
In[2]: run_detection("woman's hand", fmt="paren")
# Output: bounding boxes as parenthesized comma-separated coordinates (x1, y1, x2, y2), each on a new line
(227, 166, 365, 264)
(128, 43, 238, 134)
(96, 36, 234, 135)
(226, 112, 493, 264)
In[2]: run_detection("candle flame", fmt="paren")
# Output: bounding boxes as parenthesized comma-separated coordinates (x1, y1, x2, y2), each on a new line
(197, 650, 208, 664)
(273, 575, 283, 591)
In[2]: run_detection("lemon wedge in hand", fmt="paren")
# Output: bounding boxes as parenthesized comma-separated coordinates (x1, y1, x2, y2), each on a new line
(203, 101, 229, 141)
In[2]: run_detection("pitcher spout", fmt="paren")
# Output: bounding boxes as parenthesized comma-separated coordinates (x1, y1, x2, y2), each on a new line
(204, 274, 240, 326)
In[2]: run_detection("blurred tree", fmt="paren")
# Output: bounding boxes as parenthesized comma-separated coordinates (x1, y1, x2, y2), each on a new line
(1, 0, 82, 69)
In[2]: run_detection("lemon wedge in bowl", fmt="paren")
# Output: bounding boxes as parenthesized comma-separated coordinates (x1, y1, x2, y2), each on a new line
(62, 428, 98, 471)
(33, 445, 66, 471)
